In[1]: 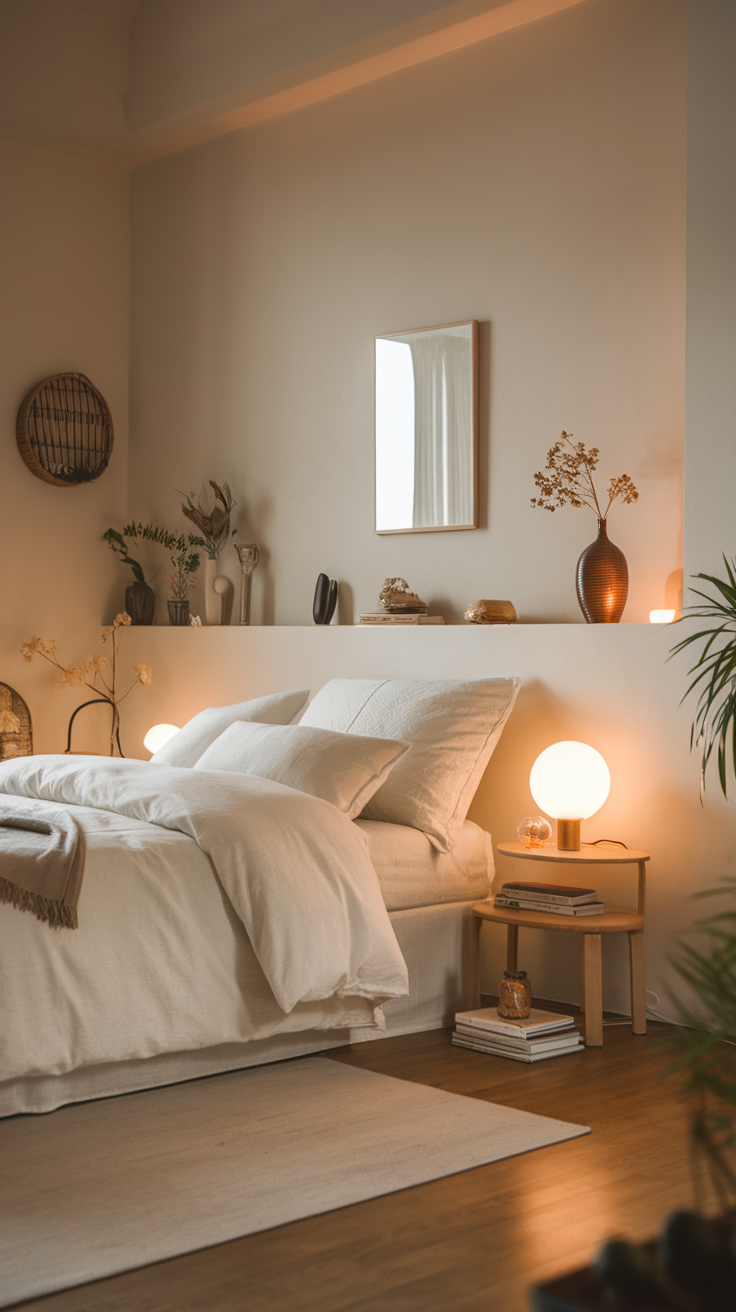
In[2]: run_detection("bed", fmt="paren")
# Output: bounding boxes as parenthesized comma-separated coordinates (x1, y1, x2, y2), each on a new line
(0, 676, 519, 1117)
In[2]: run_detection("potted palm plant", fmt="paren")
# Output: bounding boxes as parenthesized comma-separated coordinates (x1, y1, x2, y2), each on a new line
(670, 555, 736, 797)
(532, 563, 736, 1310)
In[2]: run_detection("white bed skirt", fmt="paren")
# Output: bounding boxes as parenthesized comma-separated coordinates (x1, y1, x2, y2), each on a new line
(1, 901, 475, 1117)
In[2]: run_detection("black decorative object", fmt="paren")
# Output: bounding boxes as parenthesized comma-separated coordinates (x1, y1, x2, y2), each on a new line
(125, 580, 155, 625)
(66, 698, 123, 757)
(313, 574, 338, 625)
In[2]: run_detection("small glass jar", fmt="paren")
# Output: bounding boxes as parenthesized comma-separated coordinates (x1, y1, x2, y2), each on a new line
(497, 970, 532, 1019)
(517, 816, 552, 849)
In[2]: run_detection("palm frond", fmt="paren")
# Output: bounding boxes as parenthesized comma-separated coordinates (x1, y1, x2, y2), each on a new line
(672, 559, 736, 799)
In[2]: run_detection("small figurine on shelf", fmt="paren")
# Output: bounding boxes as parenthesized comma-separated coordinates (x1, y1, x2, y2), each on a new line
(378, 578, 427, 613)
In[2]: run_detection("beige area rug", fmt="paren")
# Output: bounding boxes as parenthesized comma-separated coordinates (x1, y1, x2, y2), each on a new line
(0, 1056, 589, 1307)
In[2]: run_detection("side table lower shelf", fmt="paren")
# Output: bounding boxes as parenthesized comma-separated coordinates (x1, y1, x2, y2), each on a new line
(469, 901, 646, 1047)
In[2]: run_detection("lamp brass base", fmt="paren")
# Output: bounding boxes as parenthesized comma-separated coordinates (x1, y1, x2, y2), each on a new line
(557, 819, 581, 851)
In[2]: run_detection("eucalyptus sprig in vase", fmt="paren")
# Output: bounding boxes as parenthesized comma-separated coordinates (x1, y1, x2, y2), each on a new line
(531, 431, 639, 623)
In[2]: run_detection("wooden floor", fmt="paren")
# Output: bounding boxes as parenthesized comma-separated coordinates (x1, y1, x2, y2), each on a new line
(13, 1016, 693, 1312)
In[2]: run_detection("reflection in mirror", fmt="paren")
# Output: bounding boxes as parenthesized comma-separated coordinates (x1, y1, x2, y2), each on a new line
(375, 320, 477, 534)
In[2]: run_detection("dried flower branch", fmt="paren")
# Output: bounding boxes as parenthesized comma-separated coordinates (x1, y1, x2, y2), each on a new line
(531, 432, 639, 519)
(180, 481, 236, 561)
(21, 615, 151, 755)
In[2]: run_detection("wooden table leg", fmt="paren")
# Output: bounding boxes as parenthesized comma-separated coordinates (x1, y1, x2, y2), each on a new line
(582, 933, 603, 1047)
(637, 861, 647, 917)
(629, 930, 647, 1034)
(468, 915, 482, 1008)
(506, 924, 519, 973)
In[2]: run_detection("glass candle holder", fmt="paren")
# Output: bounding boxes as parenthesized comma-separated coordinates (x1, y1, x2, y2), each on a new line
(517, 816, 552, 849)
(497, 970, 532, 1019)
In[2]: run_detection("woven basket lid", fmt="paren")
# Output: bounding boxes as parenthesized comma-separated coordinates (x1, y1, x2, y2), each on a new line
(0, 683, 33, 761)
(16, 373, 114, 487)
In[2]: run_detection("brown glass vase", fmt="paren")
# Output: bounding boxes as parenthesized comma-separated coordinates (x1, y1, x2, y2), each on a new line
(576, 519, 628, 623)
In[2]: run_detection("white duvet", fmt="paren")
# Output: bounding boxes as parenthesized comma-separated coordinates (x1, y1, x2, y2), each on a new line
(0, 755, 409, 1086)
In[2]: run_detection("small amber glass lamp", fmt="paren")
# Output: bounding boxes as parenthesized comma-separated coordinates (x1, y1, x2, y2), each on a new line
(529, 741, 611, 852)
(143, 723, 180, 755)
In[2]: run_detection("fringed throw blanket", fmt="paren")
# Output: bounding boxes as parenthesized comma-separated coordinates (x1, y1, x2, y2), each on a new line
(0, 799, 85, 929)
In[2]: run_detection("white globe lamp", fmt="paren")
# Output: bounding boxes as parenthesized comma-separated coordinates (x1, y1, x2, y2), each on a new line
(529, 741, 611, 851)
(143, 723, 180, 756)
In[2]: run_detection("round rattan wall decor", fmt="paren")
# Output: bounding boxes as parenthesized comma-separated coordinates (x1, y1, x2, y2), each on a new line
(16, 373, 114, 487)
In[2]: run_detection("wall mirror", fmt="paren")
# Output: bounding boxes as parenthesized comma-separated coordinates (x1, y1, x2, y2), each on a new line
(375, 320, 478, 534)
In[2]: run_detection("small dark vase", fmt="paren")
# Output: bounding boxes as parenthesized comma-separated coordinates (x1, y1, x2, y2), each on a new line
(576, 519, 628, 624)
(125, 580, 155, 625)
(167, 599, 190, 626)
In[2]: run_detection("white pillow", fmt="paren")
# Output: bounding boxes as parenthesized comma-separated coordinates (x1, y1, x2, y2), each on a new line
(192, 720, 410, 821)
(299, 677, 520, 851)
(150, 689, 310, 768)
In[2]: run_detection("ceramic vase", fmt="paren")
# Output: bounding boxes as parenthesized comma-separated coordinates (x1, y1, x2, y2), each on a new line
(576, 519, 628, 624)
(125, 580, 155, 626)
(204, 557, 233, 626)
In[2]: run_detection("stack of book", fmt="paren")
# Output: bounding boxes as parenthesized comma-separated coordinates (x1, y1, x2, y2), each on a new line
(358, 612, 444, 625)
(452, 1007, 583, 1062)
(494, 880, 605, 916)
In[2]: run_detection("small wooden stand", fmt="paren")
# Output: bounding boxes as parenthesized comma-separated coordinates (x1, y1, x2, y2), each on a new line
(469, 842, 650, 1048)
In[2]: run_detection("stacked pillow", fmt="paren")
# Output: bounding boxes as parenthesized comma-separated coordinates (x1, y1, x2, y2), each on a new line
(299, 677, 520, 851)
(193, 721, 410, 820)
(149, 689, 310, 768)
(152, 676, 520, 848)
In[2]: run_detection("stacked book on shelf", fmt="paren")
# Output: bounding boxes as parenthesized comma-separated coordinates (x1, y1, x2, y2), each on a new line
(494, 880, 605, 916)
(452, 1007, 583, 1063)
(358, 612, 444, 625)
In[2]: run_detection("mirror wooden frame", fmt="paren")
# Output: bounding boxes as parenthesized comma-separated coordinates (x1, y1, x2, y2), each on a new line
(374, 319, 478, 535)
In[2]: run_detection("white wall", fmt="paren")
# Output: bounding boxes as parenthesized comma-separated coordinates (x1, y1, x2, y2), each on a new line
(129, 0, 685, 628)
(127, 0, 499, 133)
(684, 0, 736, 577)
(0, 0, 131, 159)
(0, 139, 129, 753)
(122, 0, 715, 1015)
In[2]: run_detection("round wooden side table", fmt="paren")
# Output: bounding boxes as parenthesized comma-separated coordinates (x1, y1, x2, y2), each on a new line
(469, 842, 650, 1048)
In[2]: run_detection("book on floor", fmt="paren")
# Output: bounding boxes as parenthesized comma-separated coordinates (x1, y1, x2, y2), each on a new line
(500, 881, 598, 906)
(453, 1023, 581, 1053)
(454, 1006, 576, 1039)
(451, 1033, 583, 1063)
(494, 894, 605, 916)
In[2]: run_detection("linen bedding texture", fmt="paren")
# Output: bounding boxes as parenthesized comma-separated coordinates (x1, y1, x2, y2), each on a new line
(0, 799, 84, 929)
(194, 721, 410, 820)
(149, 688, 310, 767)
(0, 755, 409, 1016)
(299, 677, 521, 851)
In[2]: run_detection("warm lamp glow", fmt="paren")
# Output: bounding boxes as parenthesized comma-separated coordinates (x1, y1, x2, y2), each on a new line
(143, 723, 180, 754)
(530, 741, 610, 851)
(649, 609, 676, 624)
